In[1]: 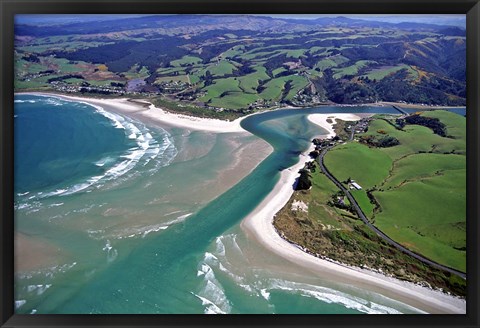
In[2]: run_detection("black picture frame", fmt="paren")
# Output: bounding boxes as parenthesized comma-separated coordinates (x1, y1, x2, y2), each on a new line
(1, 1, 479, 327)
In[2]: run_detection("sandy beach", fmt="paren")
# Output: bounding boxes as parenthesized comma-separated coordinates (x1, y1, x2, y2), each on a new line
(240, 113, 466, 314)
(17, 92, 466, 313)
(21, 92, 246, 133)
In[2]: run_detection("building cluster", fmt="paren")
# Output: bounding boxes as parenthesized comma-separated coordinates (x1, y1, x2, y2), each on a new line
(156, 80, 190, 93)
(348, 180, 362, 190)
(345, 118, 371, 134)
(50, 81, 126, 95)
(310, 136, 344, 158)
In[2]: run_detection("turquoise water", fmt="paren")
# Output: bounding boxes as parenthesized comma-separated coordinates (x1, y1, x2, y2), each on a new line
(14, 95, 423, 314)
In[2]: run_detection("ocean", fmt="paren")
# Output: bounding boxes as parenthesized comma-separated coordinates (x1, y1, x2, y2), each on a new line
(14, 94, 424, 314)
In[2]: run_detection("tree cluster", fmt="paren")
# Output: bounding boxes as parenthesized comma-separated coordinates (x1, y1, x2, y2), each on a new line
(295, 169, 312, 191)
(403, 114, 447, 137)
(360, 135, 400, 148)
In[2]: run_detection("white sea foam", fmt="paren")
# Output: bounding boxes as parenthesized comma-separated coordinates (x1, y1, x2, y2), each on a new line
(48, 203, 64, 208)
(109, 222, 172, 240)
(103, 240, 118, 263)
(16, 261, 78, 281)
(260, 289, 271, 301)
(112, 211, 194, 239)
(215, 236, 226, 257)
(42, 188, 68, 197)
(176, 213, 193, 221)
(44, 98, 62, 106)
(191, 293, 227, 314)
(94, 157, 114, 167)
(141, 226, 168, 238)
(15, 203, 31, 210)
(15, 300, 26, 309)
(201, 233, 409, 314)
(204, 252, 218, 262)
(163, 210, 182, 217)
(23, 97, 177, 200)
(15, 201, 42, 212)
(195, 253, 232, 314)
(26, 284, 52, 296)
(267, 279, 404, 314)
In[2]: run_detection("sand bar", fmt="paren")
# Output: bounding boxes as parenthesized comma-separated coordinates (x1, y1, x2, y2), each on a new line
(240, 113, 466, 314)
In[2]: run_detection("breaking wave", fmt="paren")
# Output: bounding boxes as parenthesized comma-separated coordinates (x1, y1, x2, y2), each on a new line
(194, 233, 413, 314)
(14, 96, 178, 208)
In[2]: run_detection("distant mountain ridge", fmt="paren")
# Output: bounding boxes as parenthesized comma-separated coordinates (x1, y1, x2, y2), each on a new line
(14, 14, 466, 110)
(15, 14, 465, 37)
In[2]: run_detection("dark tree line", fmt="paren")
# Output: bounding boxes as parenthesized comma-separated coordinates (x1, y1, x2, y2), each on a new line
(401, 114, 448, 137)
(47, 74, 84, 83)
(360, 135, 400, 148)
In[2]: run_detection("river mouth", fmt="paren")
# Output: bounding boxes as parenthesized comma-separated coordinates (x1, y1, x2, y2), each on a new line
(15, 97, 453, 314)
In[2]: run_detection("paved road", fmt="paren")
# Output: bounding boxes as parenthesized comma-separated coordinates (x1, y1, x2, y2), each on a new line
(317, 146, 466, 280)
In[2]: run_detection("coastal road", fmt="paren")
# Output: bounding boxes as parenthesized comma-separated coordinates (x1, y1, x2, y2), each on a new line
(317, 146, 467, 280)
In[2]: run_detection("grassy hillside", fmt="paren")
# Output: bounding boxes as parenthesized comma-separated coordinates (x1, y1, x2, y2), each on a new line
(274, 110, 466, 295)
(324, 110, 466, 272)
(14, 15, 466, 114)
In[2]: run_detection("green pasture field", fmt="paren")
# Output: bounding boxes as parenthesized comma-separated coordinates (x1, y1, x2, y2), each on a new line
(360, 64, 416, 81)
(239, 50, 283, 61)
(281, 49, 307, 58)
(52, 58, 90, 73)
(315, 55, 350, 70)
(373, 168, 466, 272)
(381, 153, 465, 190)
(156, 66, 187, 75)
(327, 110, 466, 272)
(15, 59, 46, 75)
(283, 75, 309, 100)
(199, 77, 242, 102)
(154, 75, 190, 84)
(258, 77, 286, 101)
(170, 55, 203, 67)
(332, 60, 377, 79)
(63, 78, 85, 84)
(123, 64, 150, 80)
(189, 74, 201, 85)
(222, 45, 245, 58)
(324, 142, 392, 189)
(350, 189, 375, 219)
(14, 75, 59, 89)
(201, 60, 238, 77)
(423, 110, 466, 140)
(357, 112, 466, 173)
(307, 163, 352, 230)
(314, 58, 338, 71)
(238, 67, 270, 93)
(208, 92, 260, 109)
(272, 67, 287, 77)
